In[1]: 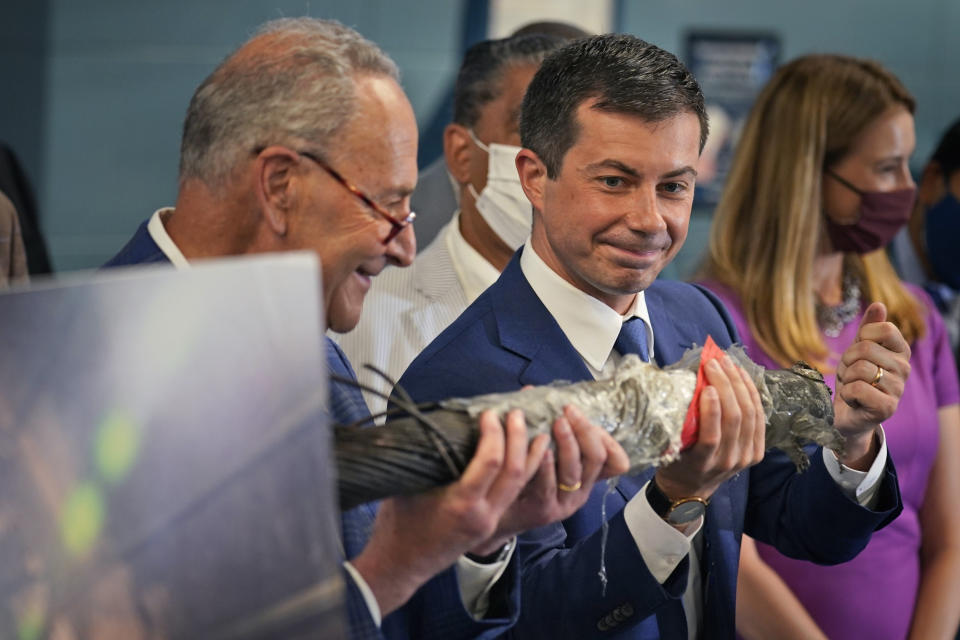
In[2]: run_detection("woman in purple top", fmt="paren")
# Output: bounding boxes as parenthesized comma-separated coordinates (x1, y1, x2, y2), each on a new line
(699, 55, 960, 640)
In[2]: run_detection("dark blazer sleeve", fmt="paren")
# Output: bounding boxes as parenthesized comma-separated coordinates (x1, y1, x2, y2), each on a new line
(691, 282, 741, 343)
(506, 511, 689, 639)
(389, 559, 521, 640)
(746, 446, 902, 564)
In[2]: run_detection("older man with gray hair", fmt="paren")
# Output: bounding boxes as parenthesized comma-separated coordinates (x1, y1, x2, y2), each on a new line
(105, 17, 627, 639)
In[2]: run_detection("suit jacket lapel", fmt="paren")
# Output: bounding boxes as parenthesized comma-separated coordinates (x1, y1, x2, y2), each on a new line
(490, 252, 592, 387)
(645, 282, 707, 366)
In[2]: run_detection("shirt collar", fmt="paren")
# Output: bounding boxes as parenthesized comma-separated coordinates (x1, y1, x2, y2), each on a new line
(147, 207, 190, 269)
(444, 210, 502, 304)
(519, 242, 654, 371)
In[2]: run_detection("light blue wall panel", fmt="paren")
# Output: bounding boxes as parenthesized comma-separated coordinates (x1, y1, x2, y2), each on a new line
(6, 0, 957, 272)
(40, 0, 463, 270)
(618, 0, 960, 279)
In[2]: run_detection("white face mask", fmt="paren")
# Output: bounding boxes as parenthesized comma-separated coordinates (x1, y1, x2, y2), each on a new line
(466, 130, 532, 251)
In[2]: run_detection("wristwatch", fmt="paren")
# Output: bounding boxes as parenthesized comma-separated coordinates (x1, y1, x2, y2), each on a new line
(646, 479, 708, 525)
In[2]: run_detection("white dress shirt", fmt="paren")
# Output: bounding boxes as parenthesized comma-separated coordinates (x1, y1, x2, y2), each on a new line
(335, 212, 499, 418)
(446, 210, 501, 303)
(519, 242, 888, 639)
(147, 208, 190, 269)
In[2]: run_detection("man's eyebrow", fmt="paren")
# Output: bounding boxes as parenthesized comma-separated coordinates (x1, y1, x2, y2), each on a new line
(585, 159, 640, 177)
(584, 160, 699, 180)
(380, 185, 416, 201)
(662, 166, 698, 179)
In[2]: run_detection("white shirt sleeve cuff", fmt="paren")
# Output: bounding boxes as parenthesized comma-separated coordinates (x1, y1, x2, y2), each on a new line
(343, 560, 381, 627)
(455, 538, 517, 619)
(822, 424, 888, 508)
(623, 480, 702, 584)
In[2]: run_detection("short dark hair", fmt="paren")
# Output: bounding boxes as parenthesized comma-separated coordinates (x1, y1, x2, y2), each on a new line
(452, 34, 566, 129)
(931, 117, 960, 178)
(520, 34, 708, 178)
(510, 20, 590, 41)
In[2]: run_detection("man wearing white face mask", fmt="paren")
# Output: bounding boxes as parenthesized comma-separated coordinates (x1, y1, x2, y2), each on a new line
(465, 129, 537, 252)
(335, 33, 565, 417)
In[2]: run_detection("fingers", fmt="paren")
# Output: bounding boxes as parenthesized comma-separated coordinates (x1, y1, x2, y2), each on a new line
(836, 316, 911, 428)
(676, 355, 764, 494)
(552, 413, 584, 492)
(835, 376, 900, 426)
(839, 358, 907, 397)
(703, 357, 742, 469)
(525, 433, 551, 481)
(484, 409, 531, 508)
(739, 365, 767, 462)
(564, 405, 607, 488)
(848, 323, 911, 361)
(457, 409, 506, 498)
(598, 430, 630, 478)
(858, 301, 887, 328)
(697, 385, 721, 453)
(722, 356, 757, 467)
(840, 335, 911, 378)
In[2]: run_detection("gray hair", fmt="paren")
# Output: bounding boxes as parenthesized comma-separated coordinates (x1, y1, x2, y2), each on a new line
(179, 17, 399, 188)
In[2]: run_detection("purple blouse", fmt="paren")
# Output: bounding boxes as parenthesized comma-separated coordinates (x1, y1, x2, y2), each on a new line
(700, 280, 960, 640)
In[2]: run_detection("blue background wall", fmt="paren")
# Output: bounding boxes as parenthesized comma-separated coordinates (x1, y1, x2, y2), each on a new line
(1, 0, 957, 273)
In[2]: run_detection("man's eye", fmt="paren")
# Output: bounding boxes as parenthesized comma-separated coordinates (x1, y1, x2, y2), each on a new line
(602, 176, 624, 188)
(662, 182, 686, 194)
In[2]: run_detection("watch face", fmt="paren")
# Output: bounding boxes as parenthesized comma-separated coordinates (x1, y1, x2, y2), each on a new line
(667, 500, 705, 524)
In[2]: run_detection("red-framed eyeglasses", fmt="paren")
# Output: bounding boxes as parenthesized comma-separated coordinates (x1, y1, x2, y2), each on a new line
(298, 151, 415, 244)
(253, 147, 415, 244)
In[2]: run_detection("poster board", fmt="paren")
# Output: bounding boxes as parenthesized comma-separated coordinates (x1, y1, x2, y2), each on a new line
(686, 31, 781, 207)
(0, 254, 345, 639)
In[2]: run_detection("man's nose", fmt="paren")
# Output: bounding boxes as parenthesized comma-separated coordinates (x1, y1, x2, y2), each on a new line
(387, 222, 416, 267)
(625, 187, 667, 233)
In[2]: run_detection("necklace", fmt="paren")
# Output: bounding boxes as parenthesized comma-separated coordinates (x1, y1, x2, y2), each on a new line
(816, 272, 861, 338)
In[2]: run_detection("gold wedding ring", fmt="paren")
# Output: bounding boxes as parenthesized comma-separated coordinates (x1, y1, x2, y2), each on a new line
(557, 480, 582, 492)
(870, 365, 885, 388)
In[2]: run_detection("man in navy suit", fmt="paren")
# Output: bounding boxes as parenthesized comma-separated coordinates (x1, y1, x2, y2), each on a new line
(398, 35, 910, 639)
(104, 18, 629, 639)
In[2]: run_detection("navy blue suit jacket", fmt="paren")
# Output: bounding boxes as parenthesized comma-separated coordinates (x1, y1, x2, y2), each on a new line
(103, 219, 171, 267)
(104, 221, 520, 639)
(397, 251, 902, 640)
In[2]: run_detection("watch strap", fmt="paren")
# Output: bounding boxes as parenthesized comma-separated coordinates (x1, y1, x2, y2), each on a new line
(645, 479, 709, 523)
(645, 478, 674, 518)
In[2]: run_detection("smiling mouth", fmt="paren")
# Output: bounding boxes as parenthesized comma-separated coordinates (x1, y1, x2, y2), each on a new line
(354, 268, 374, 284)
(606, 242, 664, 257)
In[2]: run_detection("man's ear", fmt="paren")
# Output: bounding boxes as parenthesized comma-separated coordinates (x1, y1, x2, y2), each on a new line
(254, 146, 300, 236)
(516, 148, 547, 212)
(443, 123, 473, 185)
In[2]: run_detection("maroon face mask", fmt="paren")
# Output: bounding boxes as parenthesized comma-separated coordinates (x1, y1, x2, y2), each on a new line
(823, 169, 916, 254)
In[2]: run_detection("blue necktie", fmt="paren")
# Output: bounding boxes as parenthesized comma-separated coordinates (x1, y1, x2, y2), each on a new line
(614, 316, 651, 362)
